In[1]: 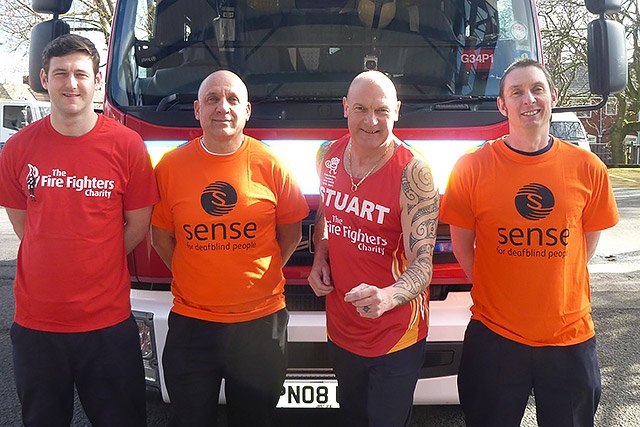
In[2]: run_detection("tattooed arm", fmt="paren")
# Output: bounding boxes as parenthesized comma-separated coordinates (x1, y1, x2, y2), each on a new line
(393, 157, 439, 304)
(344, 157, 439, 318)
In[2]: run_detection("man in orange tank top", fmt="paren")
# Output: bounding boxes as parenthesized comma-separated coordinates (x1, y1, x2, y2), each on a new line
(309, 70, 440, 427)
(441, 59, 619, 426)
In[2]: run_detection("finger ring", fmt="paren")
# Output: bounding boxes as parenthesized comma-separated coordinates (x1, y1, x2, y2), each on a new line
(363, 306, 370, 313)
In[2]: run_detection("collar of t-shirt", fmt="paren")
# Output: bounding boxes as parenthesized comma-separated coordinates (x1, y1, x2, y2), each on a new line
(505, 136, 554, 156)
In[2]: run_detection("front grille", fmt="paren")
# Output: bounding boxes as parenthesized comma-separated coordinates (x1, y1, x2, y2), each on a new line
(288, 342, 331, 370)
(284, 217, 467, 310)
(286, 341, 463, 379)
(131, 282, 171, 291)
(285, 282, 471, 312)
(286, 215, 459, 266)
(433, 251, 458, 264)
(285, 285, 326, 311)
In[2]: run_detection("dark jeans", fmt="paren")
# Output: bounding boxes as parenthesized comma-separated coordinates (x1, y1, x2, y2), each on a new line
(458, 320, 601, 427)
(11, 315, 146, 427)
(329, 339, 426, 427)
(163, 310, 288, 427)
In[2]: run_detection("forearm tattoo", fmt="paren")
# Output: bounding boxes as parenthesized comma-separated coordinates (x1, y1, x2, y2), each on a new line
(393, 160, 439, 305)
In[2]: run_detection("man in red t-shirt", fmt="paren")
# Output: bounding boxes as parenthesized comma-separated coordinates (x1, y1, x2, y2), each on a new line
(441, 59, 619, 426)
(151, 70, 309, 427)
(309, 70, 440, 427)
(0, 34, 158, 426)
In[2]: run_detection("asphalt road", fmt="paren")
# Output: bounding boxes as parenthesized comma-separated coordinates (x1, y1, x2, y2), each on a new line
(0, 182, 639, 426)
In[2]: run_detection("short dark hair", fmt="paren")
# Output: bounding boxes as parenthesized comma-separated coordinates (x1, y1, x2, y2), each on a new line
(42, 34, 100, 75)
(499, 58, 555, 99)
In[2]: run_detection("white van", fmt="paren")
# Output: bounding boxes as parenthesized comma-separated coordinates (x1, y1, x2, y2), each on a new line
(1, 100, 51, 149)
(550, 112, 591, 151)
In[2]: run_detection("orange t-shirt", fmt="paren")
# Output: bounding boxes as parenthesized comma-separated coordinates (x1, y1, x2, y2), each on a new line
(441, 137, 619, 346)
(152, 136, 309, 323)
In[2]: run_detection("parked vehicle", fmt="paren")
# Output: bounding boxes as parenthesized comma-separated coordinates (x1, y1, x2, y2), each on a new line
(0, 100, 50, 150)
(550, 112, 591, 151)
(28, 0, 626, 409)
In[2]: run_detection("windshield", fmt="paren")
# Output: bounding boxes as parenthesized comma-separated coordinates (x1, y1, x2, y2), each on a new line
(108, 0, 538, 111)
(32, 105, 51, 121)
(550, 121, 587, 142)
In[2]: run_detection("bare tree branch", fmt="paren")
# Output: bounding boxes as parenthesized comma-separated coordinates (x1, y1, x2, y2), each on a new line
(1, 0, 114, 48)
(539, 0, 639, 164)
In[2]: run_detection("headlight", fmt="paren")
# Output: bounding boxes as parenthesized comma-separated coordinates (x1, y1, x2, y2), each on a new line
(134, 311, 159, 386)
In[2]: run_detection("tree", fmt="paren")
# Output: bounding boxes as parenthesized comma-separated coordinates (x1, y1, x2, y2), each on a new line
(0, 1, 43, 51)
(608, 0, 640, 164)
(67, 0, 115, 47)
(0, 0, 114, 53)
(537, 0, 592, 106)
(538, 0, 640, 164)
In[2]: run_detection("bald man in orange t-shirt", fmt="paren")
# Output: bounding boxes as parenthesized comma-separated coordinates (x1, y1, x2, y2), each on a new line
(151, 70, 309, 427)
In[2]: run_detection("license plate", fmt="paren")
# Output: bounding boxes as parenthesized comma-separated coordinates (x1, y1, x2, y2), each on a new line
(277, 380, 339, 408)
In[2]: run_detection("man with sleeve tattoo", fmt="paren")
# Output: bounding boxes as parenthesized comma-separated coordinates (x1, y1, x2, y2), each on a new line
(308, 70, 440, 427)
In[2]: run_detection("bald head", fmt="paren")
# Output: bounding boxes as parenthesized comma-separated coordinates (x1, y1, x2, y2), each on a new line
(347, 70, 398, 103)
(198, 70, 249, 104)
(343, 70, 400, 147)
(194, 69, 251, 151)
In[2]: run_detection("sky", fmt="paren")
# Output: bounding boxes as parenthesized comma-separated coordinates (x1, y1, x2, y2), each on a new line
(0, 30, 29, 85)
(0, 5, 108, 87)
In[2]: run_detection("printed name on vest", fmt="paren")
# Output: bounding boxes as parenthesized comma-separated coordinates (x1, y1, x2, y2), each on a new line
(320, 186, 390, 224)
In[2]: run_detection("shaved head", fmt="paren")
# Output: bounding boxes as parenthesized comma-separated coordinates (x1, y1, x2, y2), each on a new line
(347, 70, 398, 103)
(198, 70, 249, 104)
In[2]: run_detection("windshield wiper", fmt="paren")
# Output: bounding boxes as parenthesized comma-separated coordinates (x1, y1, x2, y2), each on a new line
(155, 93, 197, 112)
(401, 95, 498, 113)
(250, 96, 343, 104)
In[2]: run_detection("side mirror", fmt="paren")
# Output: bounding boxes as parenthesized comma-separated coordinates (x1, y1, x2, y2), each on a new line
(587, 18, 627, 95)
(28, 19, 70, 92)
(32, 0, 72, 14)
(585, 0, 622, 14)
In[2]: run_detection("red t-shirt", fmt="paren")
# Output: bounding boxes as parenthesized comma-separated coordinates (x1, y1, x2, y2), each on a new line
(0, 115, 159, 332)
(319, 134, 429, 357)
(441, 137, 619, 346)
(152, 136, 309, 323)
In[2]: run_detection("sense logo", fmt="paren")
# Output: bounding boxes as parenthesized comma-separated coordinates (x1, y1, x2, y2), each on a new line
(201, 181, 237, 216)
(498, 183, 568, 258)
(515, 183, 554, 220)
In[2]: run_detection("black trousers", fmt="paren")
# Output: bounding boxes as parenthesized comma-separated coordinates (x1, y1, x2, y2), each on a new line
(11, 315, 146, 427)
(163, 310, 288, 427)
(458, 320, 601, 427)
(329, 340, 426, 427)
